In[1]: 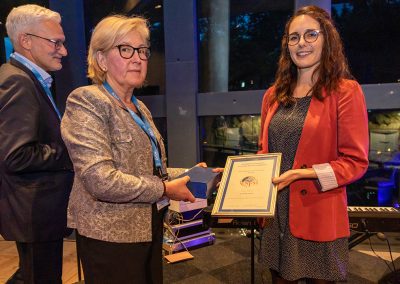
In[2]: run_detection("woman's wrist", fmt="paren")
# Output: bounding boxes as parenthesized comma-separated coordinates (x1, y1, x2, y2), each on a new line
(298, 168, 317, 179)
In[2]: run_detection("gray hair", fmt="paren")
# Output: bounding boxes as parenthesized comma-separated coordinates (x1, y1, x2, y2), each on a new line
(6, 4, 61, 46)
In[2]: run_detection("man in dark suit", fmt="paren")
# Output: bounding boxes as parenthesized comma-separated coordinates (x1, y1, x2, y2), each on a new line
(0, 4, 73, 284)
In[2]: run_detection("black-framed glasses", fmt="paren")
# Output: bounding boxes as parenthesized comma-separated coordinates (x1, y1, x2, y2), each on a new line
(26, 33, 65, 50)
(115, 45, 151, 61)
(287, 29, 322, 46)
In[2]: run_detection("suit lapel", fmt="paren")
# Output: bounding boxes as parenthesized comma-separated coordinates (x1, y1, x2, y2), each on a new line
(10, 58, 60, 121)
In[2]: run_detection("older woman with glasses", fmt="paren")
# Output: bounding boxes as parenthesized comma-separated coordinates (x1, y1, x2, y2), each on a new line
(61, 15, 201, 283)
(258, 6, 369, 284)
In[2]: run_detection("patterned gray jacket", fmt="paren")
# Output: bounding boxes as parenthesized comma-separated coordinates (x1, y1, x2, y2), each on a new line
(61, 85, 183, 243)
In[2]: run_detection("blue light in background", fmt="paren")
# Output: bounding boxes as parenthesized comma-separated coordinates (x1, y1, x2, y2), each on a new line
(332, 3, 354, 16)
(4, 37, 13, 61)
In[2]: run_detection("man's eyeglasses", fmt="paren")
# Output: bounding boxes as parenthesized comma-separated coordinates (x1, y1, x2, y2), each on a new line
(115, 45, 151, 61)
(287, 29, 322, 46)
(26, 33, 65, 50)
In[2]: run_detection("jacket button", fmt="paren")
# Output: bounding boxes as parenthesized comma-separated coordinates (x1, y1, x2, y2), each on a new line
(300, 164, 307, 169)
(300, 189, 307, 195)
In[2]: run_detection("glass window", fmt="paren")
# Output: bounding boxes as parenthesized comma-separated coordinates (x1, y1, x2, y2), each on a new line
(348, 109, 400, 207)
(201, 110, 400, 207)
(368, 109, 400, 166)
(83, 0, 165, 96)
(200, 114, 260, 167)
(332, 0, 400, 84)
(198, 1, 293, 93)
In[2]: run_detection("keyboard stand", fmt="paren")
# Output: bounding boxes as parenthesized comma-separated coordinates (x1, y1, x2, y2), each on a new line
(349, 231, 376, 249)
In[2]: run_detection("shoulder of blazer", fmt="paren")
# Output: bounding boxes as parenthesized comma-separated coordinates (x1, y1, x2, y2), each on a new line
(262, 86, 276, 104)
(66, 84, 116, 119)
(9, 58, 39, 83)
(8, 58, 47, 97)
(68, 84, 114, 108)
(261, 86, 277, 118)
(322, 79, 361, 99)
(0, 61, 41, 105)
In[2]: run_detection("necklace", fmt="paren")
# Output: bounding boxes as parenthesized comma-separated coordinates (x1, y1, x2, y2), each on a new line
(285, 100, 298, 120)
(285, 95, 312, 120)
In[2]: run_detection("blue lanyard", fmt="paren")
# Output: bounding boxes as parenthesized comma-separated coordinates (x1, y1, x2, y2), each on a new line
(10, 53, 61, 120)
(103, 82, 165, 175)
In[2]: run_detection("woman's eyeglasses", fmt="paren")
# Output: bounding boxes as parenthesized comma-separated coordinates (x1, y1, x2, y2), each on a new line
(115, 45, 151, 61)
(287, 29, 322, 46)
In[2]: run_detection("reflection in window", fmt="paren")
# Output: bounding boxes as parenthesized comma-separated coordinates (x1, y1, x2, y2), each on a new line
(332, 0, 400, 84)
(198, 1, 293, 92)
(348, 109, 400, 207)
(368, 109, 400, 167)
(200, 114, 260, 167)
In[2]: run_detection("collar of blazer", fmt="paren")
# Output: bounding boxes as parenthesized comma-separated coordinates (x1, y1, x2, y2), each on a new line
(9, 57, 61, 120)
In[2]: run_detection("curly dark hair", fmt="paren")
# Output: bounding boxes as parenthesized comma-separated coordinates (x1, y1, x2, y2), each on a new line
(271, 5, 352, 106)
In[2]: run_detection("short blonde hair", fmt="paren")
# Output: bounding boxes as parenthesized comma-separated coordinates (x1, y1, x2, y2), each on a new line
(6, 4, 61, 47)
(87, 15, 150, 84)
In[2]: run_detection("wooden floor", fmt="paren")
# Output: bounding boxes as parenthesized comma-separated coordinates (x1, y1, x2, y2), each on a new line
(0, 236, 80, 284)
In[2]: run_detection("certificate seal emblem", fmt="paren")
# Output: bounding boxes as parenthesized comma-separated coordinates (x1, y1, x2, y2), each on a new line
(240, 176, 258, 187)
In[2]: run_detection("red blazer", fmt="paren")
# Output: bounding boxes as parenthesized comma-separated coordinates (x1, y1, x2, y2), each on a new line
(259, 79, 369, 242)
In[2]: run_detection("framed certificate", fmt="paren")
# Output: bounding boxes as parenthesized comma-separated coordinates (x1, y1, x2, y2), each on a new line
(212, 153, 281, 217)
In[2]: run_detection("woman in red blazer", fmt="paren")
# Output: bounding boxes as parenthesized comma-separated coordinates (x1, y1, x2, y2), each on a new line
(258, 6, 369, 284)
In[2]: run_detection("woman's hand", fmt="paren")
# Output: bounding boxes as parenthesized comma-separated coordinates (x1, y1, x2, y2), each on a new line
(212, 167, 224, 173)
(272, 170, 300, 191)
(164, 176, 195, 202)
(193, 162, 224, 174)
(272, 168, 317, 191)
(195, 162, 207, 168)
(211, 167, 224, 189)
(194, 162, 224, 174)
